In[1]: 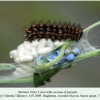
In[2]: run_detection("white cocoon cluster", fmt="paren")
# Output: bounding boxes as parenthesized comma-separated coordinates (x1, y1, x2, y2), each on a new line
(18, 63, 34, 71)
(19, 56, 33, 62)
(37, 47, 52, 56)
(31, 48, 37, 57)
(10, 39, 66, 63)
(13, 63, 35, 76)
(37, 39, 46, 51)
(14, 57, 20, 64)
(23, 41, 32, 52)
(10, 39, 66, 75)
(54, 40, 65, 47)
(10, 50, 17, 58)
(46, 39, 54, 49)
(32, 39, 40, 47)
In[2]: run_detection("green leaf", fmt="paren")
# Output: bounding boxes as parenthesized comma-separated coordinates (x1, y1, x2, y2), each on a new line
(33, 68, 60, 87)
(0, 76, 33, 84)
(0, 63, 16, 71)
(33, 73, 45, 87)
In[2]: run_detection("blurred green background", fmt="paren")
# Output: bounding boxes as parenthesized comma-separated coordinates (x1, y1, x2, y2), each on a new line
(0, 1, 100, 87)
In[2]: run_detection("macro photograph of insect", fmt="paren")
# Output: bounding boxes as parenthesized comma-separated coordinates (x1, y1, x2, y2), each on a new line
(0, 1, 100, 87)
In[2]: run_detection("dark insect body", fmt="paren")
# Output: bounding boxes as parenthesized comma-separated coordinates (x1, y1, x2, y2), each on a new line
(24, 21, 83, 42)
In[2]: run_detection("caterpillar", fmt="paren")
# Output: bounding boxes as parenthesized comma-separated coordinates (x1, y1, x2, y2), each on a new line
(24, 21, 83, 42)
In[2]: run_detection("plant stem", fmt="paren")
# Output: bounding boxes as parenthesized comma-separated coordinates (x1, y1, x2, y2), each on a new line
(0, 21, 100, 85)
(74, 49, 100, 62)
(40, 41, 71, 71)
(83, 21, 100, 34)
(0, 50, 100, 85)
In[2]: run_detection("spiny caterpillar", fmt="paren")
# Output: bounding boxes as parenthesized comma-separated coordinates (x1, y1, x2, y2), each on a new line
(24, 20, 83, 42)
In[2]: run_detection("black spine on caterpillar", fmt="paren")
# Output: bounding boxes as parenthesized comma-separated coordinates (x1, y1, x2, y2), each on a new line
(45, 20, 51, 40)
(24, 21, 83, 42)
